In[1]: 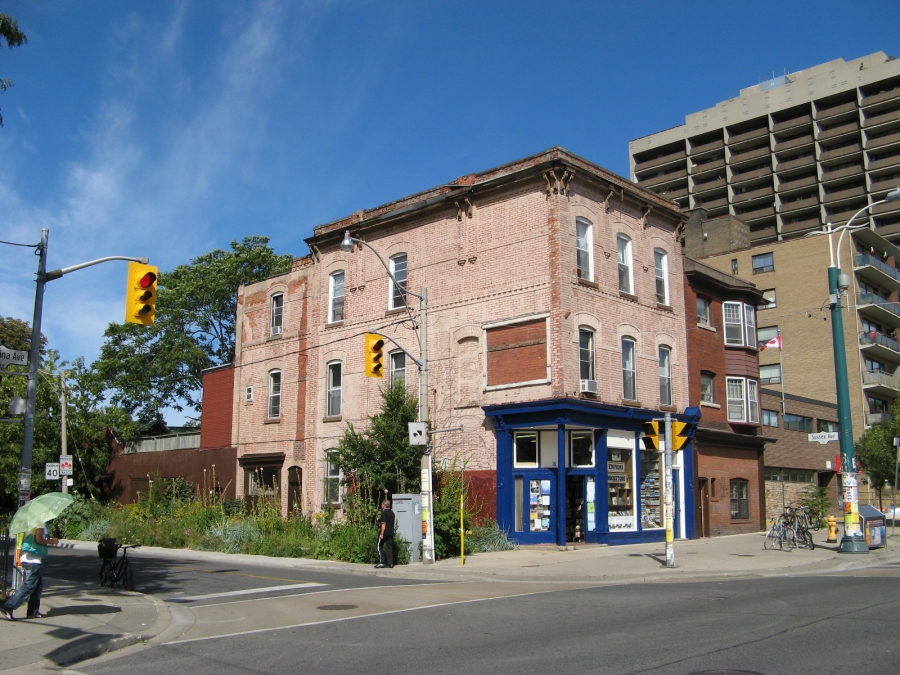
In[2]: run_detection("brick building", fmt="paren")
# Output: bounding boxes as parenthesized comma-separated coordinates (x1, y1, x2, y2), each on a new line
(235, 147, 701, 545)
(683, 257, 770, 536)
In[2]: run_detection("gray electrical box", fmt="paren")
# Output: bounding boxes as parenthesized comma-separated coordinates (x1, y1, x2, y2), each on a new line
(392, 493, 421, 563)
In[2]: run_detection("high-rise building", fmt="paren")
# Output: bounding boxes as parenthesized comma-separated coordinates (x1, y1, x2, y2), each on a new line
(629, 51, 900, 244)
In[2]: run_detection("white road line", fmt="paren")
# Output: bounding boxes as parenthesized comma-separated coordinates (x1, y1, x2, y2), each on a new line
(168, 582, 325, 602)
(169, 586, 590, 645)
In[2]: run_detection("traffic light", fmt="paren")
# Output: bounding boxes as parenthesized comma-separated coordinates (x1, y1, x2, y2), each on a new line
(125, 262, 158, 326)
(365, 332, 385, 378)
(671, 420, 691, 451)
(641, 421, 661, 451)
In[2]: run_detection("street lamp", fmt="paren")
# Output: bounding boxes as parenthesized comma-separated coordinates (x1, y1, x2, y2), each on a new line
(811, 187, 900, 553)
(339, 231, 436, 564)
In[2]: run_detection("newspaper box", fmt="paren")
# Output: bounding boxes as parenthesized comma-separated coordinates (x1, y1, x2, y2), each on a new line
(858, 504, 886, 548)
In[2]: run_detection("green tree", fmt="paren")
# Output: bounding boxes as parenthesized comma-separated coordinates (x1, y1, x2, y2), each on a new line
(95, 236, 293, 421)
(855, 401, 900, 509)
(331, 380, 421, 501)
(0, 12, 27, 127)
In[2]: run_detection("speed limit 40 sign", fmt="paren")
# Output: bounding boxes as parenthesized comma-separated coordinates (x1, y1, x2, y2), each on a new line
(45, 463, 60, 481)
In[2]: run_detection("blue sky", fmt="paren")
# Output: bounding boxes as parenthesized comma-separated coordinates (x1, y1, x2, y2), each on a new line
(1, 0, 898, 420)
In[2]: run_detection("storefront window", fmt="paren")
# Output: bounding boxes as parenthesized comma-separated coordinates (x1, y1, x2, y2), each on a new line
(640, 452, 662, 528)
(529, 479, 552, 532)
(607, 443, 634, 531)
(514, 432, 538, 467)
(570, 432, 594, 467)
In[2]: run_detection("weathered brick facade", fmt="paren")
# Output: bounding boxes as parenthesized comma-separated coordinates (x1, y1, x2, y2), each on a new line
(200, 364, 235, 450)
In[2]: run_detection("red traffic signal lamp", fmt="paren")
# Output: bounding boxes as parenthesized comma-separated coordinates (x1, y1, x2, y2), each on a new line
(365, 332, 385, 378)
(126, 262, 158, 326)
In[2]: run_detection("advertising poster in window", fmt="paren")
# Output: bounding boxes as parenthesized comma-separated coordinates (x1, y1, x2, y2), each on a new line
(608, 449, 634, 530)
(530, 480, 551, 531)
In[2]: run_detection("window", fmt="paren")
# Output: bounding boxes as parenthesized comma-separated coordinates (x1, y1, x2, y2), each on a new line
(762, 409, 779, 427)
(326, 361, 342, 417)
(389, 253, 408, 309)
(724, 302, 744, 345)
(757, 325, 779, 345)
(390, 351, 406, 387)
(617, 234, 633, 294)
(245, 386, 254, 403)
(758, 289, 776, 310)
(784, 414, 813, 432)
(329, 271, 345, 323)
(576, 218, 593, 281)
(752, 252, 774, 274)
(325, 453, 341, 505)
(726, 377, 759, 423)
(267, 370, 281, 419)
(700, 372, 715, 403)
(760, 364, 782, 384)
(514, 432, 538, 467)
(622, 337, 637, 401)
(570, 431, 594, 467)
(731, 259, 738, 274)
(654, 249, 669, 304)
(865, 357, 885, 373)
(818, 419, 839, 433)
(579, 328, 595, 381)
(697, 297, 711, 326)
(271, 294, 284, 335)
(765, 468, 815, 483)
(730, 480, 749, 519)
(862, 319, 882, 334)
(868, 395, 888, 413)
(659, 346, 672, 406)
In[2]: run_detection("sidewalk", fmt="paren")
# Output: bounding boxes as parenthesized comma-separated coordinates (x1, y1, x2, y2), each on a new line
(1, 530, 898, 673)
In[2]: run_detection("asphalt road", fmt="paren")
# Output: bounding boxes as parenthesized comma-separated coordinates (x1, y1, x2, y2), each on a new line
(71, 564, 900, 675)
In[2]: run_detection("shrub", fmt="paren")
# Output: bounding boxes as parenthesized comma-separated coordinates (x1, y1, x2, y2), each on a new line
(467, 521, 518, 553)
(53, 496, 108, 539)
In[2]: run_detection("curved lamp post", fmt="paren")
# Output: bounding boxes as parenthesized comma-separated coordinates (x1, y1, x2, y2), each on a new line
(339, 231, 435, 564)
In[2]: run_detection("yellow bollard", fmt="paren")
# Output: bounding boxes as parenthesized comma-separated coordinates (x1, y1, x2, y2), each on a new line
(460, 492, 465, 566)
(826, 514, 838, 543)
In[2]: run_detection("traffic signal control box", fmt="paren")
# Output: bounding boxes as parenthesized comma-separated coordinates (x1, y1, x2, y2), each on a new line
(365, 333, 385, 378)
(126, 262, 158, 326)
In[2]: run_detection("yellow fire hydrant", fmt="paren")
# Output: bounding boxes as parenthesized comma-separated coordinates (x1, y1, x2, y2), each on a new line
(826, 514, 838, 543)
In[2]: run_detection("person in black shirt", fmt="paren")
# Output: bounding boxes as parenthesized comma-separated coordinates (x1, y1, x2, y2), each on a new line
(375, 499, 395, 568)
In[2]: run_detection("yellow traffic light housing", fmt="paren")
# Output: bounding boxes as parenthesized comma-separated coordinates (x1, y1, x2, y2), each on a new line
(641, 421, 660, 451)
(125, 262, 158, 326)
(672, 420, 690, 451)
(365, 332, 385, 378)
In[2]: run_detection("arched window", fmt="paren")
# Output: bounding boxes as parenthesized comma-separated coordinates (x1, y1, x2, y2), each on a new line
(579, 327, 595, 381)
(576, 217, 594, 281)
(329, 271, 345, 323)
(654, 248, 669, 305)
(617, 234, 633, 294)
(621, 336, 636, 401)
(270, 293, 284, 335)
(267, 369, 282, 419)
(389, 253, 408, 309)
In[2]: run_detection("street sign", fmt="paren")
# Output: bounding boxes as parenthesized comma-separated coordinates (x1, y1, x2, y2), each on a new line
(409, 422, 427, 446)
(45, 463, 60, 481)
(66, 478, 74, 487)
(808, 432, 840, 445)
(0, 345, 28, 368)
(59, 455, 73, 476)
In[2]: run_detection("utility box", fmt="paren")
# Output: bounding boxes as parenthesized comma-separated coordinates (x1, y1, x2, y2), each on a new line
(392, 493, 421, 563)
(859, 504, 886, 548)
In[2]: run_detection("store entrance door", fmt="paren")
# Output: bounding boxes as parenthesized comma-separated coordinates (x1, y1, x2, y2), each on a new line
(698, 478, 710, 538)
(566, 475, 585, 543)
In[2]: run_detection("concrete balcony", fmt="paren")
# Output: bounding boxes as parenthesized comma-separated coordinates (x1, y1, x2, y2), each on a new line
(866, 129, 900, 151)
(860, 331, 900, 362)
(728, 146, 771, 166)
(656, 186, 689, 201)
(690, 158, 726, 176)
(693, 176, 727, 195)
(819, 143, 863, 162)
(689, 139, 725, 156)
(823, 185, 867, 204)
(732, 185, 774, 205)
(870, 175, 900, 195)
(778, 196, 820, 214)
(867, 411, 893, 426)
(862, 369, 900, 397)
(775, 155, 816, 173)
(773, 135, 814, 153)
(734, 204, 776, 221)
(780, 216, 822, 235)
(862, 88, 900, 108)
(857, 293, 900, 329)
(816, 122, 860, 143)
(867, 152, 900, 172)
(730, 166, 772, 186)
(864, 107, 900, 129)
(854, 253, 900, 292)
(772, 114, 812, 133)
(727, 126, 769, 145)
(696, 195, 728, 211)
(820, 165, 865, 184)
(777, 174, 818, 193)
(633, 149, 687, 174)
(816, 101, 858, 120)
(638, 168, 688, 189)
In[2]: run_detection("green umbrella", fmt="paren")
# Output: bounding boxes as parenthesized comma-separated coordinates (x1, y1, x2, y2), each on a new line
(9, 492, 75, 535)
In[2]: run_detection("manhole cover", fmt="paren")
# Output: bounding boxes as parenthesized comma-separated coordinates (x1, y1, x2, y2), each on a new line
(316, 604, 358, 611)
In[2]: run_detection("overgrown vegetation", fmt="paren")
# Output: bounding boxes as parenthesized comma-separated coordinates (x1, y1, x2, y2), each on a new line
(797, 486, 833, 528)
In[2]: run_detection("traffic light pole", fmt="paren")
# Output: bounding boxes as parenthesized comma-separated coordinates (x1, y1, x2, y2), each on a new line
(663, 412, 675, 568)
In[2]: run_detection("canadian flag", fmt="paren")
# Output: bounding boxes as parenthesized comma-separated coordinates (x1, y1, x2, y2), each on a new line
(759, 335, 782, 351)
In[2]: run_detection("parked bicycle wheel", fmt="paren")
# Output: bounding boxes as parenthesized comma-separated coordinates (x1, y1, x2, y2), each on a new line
(781, 526, 796, 551)
(99, 559, 115, 587)
(764, 526, 779, 550)
(802, 529, 815, 550)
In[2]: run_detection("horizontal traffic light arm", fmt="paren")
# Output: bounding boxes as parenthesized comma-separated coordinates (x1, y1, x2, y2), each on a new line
(44, 256, 150, 282)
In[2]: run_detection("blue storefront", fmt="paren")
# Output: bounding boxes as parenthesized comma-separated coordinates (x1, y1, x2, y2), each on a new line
(483, 398, 700, 546)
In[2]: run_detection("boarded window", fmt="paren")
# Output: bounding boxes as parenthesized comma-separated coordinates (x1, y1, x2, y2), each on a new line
(486, 319, 547, 386)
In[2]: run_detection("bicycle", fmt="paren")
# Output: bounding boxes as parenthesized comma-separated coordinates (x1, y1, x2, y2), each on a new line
(763, 514, 795, 551)
(98, 538, 140, 591)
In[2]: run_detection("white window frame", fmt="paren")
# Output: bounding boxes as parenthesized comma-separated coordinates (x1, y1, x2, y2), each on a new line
(723, 301, 756, 347)
(697, 297, 711, 326)
(513, 431, 539, 468)
(700, 372, 715, 403)
(579, 327, 595, 381)
(569, 431, 595, 468)
(270, 293, 284, 335)
(326, 361, 342, 417)
(329, 271, 345, 323)
(654, 248, 669, 305)
(389, 253, 408, 310)
(576, 217, 594, 281)
(390, 350, 406, 387)
(622, 336, 637, 401)
(245, 386, 254, 403)
(325, 452, 342, 506)
(659, 345, 672, 406)
(617, 234, 633, 294)
(726, 376, 759, 423)
(267, 370, 281, 419)
(744, 304, 756, 347)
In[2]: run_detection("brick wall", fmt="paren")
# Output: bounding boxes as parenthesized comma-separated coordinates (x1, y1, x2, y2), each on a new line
(696, 443, 764, 535)
(486, 319, 548, 385)
(200, 364, 234, 449)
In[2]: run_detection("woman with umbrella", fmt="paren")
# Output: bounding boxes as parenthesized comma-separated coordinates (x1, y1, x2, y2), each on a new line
(2, 493, 72, 621)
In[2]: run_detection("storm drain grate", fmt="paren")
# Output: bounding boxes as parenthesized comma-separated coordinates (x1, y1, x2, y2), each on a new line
(317, 604, 358, 611)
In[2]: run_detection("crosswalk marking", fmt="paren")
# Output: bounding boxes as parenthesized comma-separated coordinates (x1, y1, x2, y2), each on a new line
(168, 582, 325, 602)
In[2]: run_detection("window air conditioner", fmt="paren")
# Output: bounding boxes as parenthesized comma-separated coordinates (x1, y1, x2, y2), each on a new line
(580, 379, 598, 395)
